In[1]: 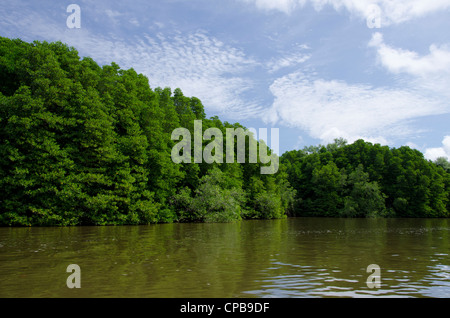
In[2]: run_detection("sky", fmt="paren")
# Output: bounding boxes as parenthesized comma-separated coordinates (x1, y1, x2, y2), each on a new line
(1, 0, 450, 159)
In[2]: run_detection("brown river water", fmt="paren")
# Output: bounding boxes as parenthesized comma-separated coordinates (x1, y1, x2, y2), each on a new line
(0, 218, 448, 298)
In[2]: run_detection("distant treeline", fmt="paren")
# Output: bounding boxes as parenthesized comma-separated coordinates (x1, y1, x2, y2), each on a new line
(281, 138, 450, 218)
(0, 37, 449, 225)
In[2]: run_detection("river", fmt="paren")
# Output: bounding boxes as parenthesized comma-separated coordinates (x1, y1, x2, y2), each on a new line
(0, 218, 448, 298)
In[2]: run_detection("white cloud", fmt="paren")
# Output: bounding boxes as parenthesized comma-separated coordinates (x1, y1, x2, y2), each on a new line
(105, 9, 122, 19)
(264, 71, 446, 145)
(267, 49, 311, 73)
(153, 21, 165, 29)
(129, 17, 140, 27)
(241, 0, 304, 14)
(406, 141, 420, 150)
(241, 0, 450, 25)
(424, 136, 450, 160)
(0, 3, 261, 118)
(89, 31, 263, 118)
(369, 32, 450, 77)
(2, 0, 449, 145)
(369, 32, 450, 107)
(130, 32, 260, 117)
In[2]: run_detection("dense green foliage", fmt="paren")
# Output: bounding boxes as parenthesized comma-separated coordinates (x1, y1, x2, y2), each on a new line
(0, 37, 294, 226)
(1, 37, 449, 226)
(281, 138, 450, 218)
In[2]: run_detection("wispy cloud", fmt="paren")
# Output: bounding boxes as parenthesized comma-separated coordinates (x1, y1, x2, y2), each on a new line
(264, 70, 446, 144)
(2, 0, 450, 152)
(241, 0, 302, 14)
(86, 31, 262, 117)
(105, 9, 122, 20)
(369, 32, 450, 101)
(0, 3, 261, 118)
(240, 0, 450, 25)
(132, 31, 260, 117)
(368, 32, 450, 153)
(267, 46, 311, 73)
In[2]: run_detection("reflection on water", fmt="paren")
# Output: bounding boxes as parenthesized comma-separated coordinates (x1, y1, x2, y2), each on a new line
(0, 218, 448, 298)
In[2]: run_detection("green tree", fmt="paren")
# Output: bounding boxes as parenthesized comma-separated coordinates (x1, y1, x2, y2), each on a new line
(435, 157, 450, 172)
(340, 165, 387, 218)
(309, 162, 344, 216)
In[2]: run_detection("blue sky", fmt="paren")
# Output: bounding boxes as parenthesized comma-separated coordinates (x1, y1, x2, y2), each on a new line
(1, 0, 450, 159)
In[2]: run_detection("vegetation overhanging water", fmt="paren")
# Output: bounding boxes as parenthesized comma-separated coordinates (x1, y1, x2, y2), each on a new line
(0, 37, 449, 227)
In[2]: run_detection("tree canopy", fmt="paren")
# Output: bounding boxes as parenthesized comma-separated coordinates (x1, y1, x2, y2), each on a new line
(0, 37, 294, 226)
(281, 139, 450, 218)
(0, 37, 448, 226)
